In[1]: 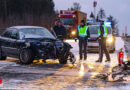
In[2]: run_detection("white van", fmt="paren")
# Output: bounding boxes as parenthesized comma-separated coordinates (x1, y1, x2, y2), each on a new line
(88, 25, 115, 52)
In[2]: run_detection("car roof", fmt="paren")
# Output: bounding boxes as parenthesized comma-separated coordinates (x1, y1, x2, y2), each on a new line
(8, 26, 44, 29)
(88, 25, 100, 27)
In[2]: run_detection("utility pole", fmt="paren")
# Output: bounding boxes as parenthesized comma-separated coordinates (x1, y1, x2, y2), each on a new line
(125, 26, 127, 37)
(93, 0, 97, 22)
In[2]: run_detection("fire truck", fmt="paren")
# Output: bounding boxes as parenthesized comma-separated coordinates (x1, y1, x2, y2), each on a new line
(59, 10, 87, 38)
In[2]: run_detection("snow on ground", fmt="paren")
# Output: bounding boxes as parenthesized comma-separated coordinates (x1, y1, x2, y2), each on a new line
(66, 37, 127, 67)
(0, 37, 129, 90)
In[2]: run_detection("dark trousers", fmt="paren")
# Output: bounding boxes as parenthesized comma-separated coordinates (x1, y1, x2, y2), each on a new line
(79, 37, 87, 60)
(99, 37, 110, 62)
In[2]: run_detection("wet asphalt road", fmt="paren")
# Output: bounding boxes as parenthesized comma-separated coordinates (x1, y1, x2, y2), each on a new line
(0, 37, 130, 90)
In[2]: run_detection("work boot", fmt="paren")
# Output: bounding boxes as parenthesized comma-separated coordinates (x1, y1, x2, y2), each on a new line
(84, 55, 87, 61)
(105, 60, 110, 63)
(96, 60, 101, 63)
(80, 55, 82, 61)
(84, 57, 87, 61)
(79, 58, 82, 61)
(84, 58, 86, 61)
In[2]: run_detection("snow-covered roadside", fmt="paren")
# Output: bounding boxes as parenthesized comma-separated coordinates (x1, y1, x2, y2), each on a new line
(66, 37, 127, 67)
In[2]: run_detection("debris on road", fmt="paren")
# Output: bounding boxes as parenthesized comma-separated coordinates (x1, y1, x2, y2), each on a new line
(93, 65, 129, 82)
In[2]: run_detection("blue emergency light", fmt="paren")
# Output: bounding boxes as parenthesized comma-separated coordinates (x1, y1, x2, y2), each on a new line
(104, 22, 111, 27)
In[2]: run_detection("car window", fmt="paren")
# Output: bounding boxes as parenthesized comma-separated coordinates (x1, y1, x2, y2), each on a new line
(89, 26, 100, 34)
(19, 28, 55, 39)
(10, 29, 19, 39)
(89, 26, 112, 34)
(2, 30, 12, 38)
(107, 27, 112, 34)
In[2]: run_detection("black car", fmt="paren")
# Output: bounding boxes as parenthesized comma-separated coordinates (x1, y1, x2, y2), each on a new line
(0, 26, 76, 64)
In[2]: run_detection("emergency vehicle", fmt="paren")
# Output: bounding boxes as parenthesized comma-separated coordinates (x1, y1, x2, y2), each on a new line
(88, 22, 115, 52)
(59, 10, 87, 38)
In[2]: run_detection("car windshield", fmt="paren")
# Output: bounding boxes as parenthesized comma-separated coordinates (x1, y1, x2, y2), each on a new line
(60, 18, 75, 25)
(89, 26, 112, 34)
(89, 26, 99, 34)
(19, 28, 55, 39)
(107, 27, 112, 34)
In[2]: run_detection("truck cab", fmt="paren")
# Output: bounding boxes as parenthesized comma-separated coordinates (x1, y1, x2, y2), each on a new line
(59, 10, 87, 39)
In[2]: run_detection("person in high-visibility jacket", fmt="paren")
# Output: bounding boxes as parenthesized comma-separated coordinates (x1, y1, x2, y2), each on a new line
(96, 21, 110, 62)
(75, 20, 90, 60)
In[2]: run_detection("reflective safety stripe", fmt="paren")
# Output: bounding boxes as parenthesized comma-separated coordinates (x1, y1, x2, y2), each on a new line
(103, 25, 108, 37)
(78, 26, 80, 31)
(98, 25, 108, 37)
(98, 29, 101, 36)
(78, 25, 88, 37)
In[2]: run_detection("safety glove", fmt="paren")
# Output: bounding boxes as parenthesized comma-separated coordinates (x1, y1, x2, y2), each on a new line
(75, 37, 78, 42)
(88, 37, 90, 40)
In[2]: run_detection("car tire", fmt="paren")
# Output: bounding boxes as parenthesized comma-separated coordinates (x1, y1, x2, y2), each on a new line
(19, 49, 34, 64)
(59, 58, 67, 64)
(0, 48, 6, 60)
(68, 52, 76, 64)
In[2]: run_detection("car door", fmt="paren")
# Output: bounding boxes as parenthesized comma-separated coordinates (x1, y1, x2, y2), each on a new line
(0, 30, 13, 55)
(9, 29, 20, 56)
(1, 29, 19, 57)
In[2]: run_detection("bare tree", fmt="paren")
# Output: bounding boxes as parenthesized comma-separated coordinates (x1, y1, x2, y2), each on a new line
(107, 15, 119, 35)
(90, 12, 94, 18)
(98, 8, 106, 19)
(0, 0, 56, 30)
(96, 15, 99, 22)
(68, 2, 81, 10)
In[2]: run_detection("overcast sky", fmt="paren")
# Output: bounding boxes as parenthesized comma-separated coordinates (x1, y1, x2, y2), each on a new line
(53, 0, 130, 35)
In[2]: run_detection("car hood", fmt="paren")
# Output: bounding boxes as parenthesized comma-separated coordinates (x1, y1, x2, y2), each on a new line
(25, 37, 56, 42)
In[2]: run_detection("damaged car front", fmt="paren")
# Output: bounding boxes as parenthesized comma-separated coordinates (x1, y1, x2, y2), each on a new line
(0, 26, 76, 65)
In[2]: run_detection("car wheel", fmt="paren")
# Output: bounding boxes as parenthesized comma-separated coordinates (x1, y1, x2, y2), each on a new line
(19, 49, 34, 64)
(68, 52, 76, 64)
(0, 48, 6, 60)
(59, 58, 67, 64)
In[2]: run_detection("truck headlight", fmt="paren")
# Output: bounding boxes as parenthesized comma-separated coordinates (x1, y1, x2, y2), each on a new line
(107, 37, 113, 43)
(71, 30, 76, 36)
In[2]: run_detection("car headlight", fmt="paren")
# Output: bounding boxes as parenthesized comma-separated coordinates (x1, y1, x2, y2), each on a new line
(107, 37, 113, 43)
(71, 30, 76, 36)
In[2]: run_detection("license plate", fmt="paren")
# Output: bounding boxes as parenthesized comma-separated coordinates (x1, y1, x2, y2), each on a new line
(88, 42, 99, 46)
